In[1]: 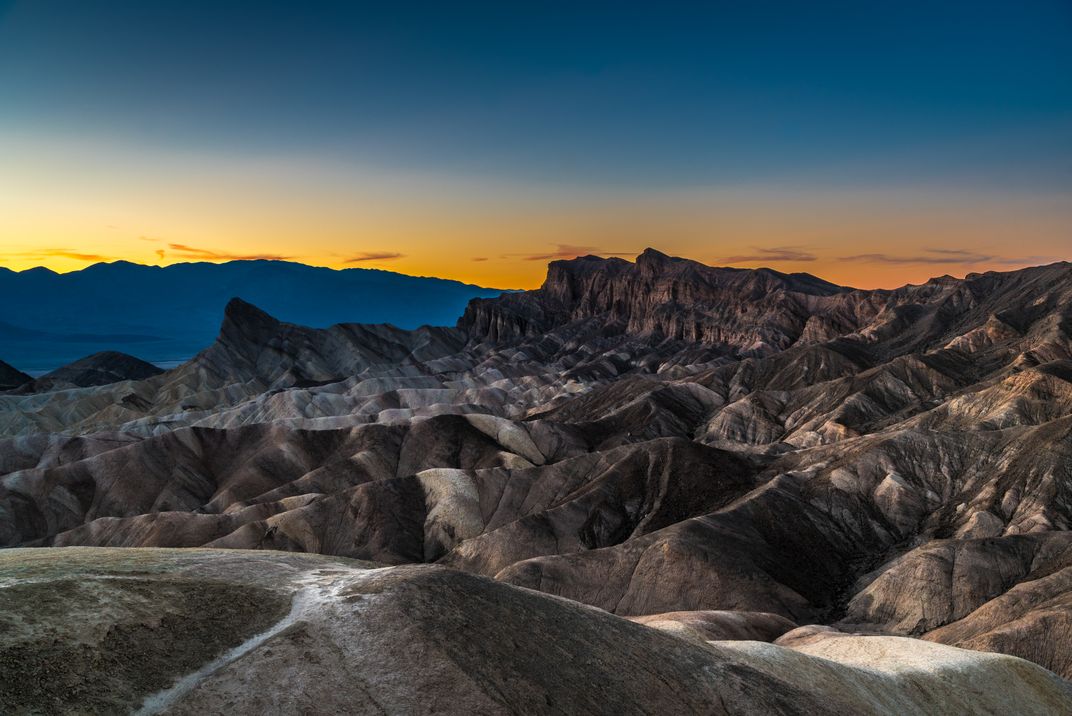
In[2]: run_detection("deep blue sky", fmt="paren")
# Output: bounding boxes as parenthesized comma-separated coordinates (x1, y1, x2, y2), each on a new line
(1, 1, 1069, 287)
(3, 0, 1069, 185)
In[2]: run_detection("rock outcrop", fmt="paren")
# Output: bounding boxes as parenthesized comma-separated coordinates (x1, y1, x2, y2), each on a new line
(459, 248, 877, 354)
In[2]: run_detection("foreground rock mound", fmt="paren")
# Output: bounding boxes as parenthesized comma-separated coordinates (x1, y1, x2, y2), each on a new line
(1, 548, 1069, 715)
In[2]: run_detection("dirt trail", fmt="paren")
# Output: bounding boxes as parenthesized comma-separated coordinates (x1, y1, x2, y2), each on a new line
(134, 569, 355, 715)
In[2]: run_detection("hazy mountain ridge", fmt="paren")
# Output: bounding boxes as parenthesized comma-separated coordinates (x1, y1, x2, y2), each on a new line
(0, 259, 506, 372)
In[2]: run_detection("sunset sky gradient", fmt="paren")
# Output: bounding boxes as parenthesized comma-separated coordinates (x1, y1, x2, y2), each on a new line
(1, 1, 1069, 289)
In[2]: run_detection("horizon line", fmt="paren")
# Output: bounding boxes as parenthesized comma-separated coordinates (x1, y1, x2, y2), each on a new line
(3, 251, 1071, 295)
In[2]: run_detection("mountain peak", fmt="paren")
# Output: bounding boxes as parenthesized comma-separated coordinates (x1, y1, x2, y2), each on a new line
(220, 297, 283, 346)
(0, 359, 32, 391)
(636, 247, 675, 264)
(224, 296, 278, 323)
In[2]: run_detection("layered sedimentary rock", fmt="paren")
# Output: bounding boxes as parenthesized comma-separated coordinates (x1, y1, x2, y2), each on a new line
(3, 249, 1072, 699)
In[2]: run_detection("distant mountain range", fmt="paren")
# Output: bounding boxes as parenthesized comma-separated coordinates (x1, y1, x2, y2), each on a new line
(0, 260, 506, 372)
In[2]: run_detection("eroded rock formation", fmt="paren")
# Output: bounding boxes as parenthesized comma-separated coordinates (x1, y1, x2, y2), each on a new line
(3, 249, 1072, 705)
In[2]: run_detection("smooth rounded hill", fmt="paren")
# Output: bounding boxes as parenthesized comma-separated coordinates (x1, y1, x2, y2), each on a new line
(7, 351, 163, 394)
(0, 548, 1069, 716)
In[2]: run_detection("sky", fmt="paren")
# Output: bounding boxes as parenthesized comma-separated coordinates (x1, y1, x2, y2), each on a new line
(0, 0, 1069, 289)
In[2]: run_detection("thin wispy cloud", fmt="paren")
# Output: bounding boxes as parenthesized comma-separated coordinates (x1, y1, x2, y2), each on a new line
(472, 257, 489, 262)
(521, 244, 631, 261)
(0, 248, 115, 262)
(841, 248, 1050, 266)
(46, 250, 113, 262)
(166, 243, 293, 261)
(344, 251, 405, 263)
(722, 246, 817, 263)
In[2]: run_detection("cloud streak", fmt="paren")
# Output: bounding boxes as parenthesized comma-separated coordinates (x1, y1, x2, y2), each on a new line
(344, 251, 405, 263)
(841, 248, 1050, 266)
(0, 248, 115, 262)
(722, 246, 817, 263)
(165, 243, 293, 261)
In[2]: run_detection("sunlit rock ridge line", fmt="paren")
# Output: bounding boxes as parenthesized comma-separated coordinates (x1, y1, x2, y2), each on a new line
(2, 248, 1072, 714)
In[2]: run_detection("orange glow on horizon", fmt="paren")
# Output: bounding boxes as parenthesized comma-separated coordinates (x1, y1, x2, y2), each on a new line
(1, 134, 1068, 291)
(1, 240, 1066, 293)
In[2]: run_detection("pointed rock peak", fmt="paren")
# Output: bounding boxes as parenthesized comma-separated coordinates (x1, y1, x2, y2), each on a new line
(636, 247, 692, 268)
(0, 359, 32, 390)
(224, 297, 278, 325)
(219, 297, 284, 347)
(637, 247, 673, 262)
(635, 247, 690, 276)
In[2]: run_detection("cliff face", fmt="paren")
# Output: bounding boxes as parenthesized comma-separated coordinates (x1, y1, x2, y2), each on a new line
(460, 248, 884, 355)
(461, 250, 1072, 364)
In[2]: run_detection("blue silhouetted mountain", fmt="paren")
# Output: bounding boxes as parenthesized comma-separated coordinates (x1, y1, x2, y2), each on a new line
(0, 260, 507, 372)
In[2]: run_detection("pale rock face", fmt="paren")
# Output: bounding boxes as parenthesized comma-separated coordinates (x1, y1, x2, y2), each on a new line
(415, 468, 484, 558)
(3, 251, 1072, 706)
